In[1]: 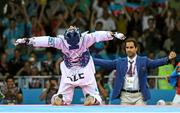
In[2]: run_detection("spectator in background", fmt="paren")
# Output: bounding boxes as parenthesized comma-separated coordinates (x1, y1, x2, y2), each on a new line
(95, 71, 110, 104)
(142, 7, 153, 32)
(55, 12, 68, 35)
(26, 0, 39, 17)
(0, 90, 4, 100)
(0, 35, 4, 55)
(48, 0, 68, 36)
(40, 77, 58, 104)
(163, 36, 174, 52)
(16, 61, 31, 76)
(1, 76, 23, 104)
(169, 62, 180, 105)
(54, 57, 63, 75)
(90, 10, 103, 32)
(169, 0, 180, 12)
(31, 15, 46, 36)
(70, 9, 87, 31)
(94, 38, 176, 105)
(50, 11, 68, 37)
(157, 51, 175, 90)
(163, 8, 175, 37)
(70, 0, 90, 21)
(29, 66, 42, 89)
(96, 9, 116, 31)
(115, 7, 131, 35)
(0, 52, 9, 77)
(171, 18, 180, 54)
(8, 49, 24, 76)
(3, 18, 22, 59)
(41, 51, 56, 75)
(92, 0, 109, 19)
(143, 18, 162, 53)
(127, 10, 142, 37)
(28, 52, 42, 71)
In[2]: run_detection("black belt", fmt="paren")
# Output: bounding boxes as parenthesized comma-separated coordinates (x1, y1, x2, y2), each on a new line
(122, 89, 140, 93)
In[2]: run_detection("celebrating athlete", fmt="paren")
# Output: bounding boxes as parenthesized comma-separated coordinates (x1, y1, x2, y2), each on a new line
(15, 26, 126, 106)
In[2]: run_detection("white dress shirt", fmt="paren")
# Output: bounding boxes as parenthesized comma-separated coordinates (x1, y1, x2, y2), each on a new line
(123, 55, 140, 90)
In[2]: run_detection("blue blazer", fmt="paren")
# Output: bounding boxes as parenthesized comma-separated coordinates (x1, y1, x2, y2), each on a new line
(169, 66, 180, 87)
(94, 56, 168, 101)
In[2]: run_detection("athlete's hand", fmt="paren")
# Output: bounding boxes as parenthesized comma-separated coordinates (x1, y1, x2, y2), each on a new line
(14, 38, 28, 46)
(113, 32, 126, 40)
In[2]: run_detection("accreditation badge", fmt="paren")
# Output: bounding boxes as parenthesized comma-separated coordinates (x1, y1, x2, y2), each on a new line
(125, 76, 135, 89)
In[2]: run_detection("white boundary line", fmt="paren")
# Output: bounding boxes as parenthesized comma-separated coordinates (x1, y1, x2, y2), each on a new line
(0, 105, 180, 113)
(0, 112, 180, 113)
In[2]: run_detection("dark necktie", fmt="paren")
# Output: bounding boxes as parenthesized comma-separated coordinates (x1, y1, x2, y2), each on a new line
(127, 60, 134, 77)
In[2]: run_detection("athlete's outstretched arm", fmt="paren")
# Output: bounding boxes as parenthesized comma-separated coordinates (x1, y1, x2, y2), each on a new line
(14, 35, 63, 49)
(85, 31, 126, 48)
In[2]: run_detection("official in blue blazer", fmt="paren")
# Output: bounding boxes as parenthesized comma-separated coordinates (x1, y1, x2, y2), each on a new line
(94, 38, 176, 105)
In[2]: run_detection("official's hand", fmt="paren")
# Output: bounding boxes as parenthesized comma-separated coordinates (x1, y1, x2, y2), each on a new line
(113, 32, 126, 40)
(168, 51, 176, 60)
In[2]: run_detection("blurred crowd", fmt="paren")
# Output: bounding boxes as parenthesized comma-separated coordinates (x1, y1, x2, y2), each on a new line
(0, 0, 180, 104)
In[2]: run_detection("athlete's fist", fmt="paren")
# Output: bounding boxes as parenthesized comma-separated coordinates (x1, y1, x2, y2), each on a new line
(14, 38, 28, 46)
(113, 32, 126, 40)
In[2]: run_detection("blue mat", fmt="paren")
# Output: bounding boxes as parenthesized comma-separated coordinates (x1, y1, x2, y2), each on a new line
(0, 105, 180, 113)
